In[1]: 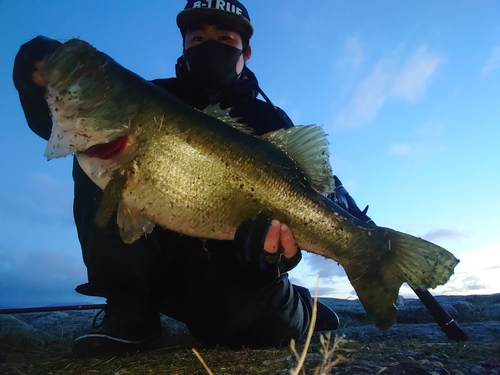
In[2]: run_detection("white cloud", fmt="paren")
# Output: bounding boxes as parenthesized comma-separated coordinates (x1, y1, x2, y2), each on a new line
(302, 253, 347, 279)
(289, 253, 356, 298)
(391, 45, 443, 102)
(0, 172, 73, 226)
(387, 126, 447, 161)
(294, 240, 500, 299)
(333, 44, 443, 129)
(422, 228, 467, 242)
(481, 45, 500, 74)
(455, 241, 500, 272)
(346, 37, 364, 67)
(389, 143, 417, 155)
(334, 63, 391, 128)
(430, 241, 500, 296)
(336, 36, 365, 69)
(417, 121, 446, 138)
(0, 247, 96, 308)
(431, 270, 499, 296)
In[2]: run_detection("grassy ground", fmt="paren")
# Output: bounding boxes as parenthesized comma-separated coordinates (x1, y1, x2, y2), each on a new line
(2, 294, 500, 374)
(2, 323, 499, 374)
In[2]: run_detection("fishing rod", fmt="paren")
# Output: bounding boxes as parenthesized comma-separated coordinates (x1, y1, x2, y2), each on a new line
(0, 304, 105, 315)
(410, 287, 468, 341)
(0, 293, 468, 341)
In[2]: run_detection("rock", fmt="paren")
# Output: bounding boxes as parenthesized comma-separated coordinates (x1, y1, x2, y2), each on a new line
(1, 294, 499, 374)
(0, 315, 46, 350)
(318, 293, 500, 327)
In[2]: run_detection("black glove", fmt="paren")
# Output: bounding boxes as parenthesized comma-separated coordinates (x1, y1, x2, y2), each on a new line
(328, 175, 375, 224)
(235, 213, 302, 278)
(13, 35, 62, 94)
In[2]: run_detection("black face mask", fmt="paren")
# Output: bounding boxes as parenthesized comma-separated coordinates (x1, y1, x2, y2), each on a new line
(183, 40, 243, 90)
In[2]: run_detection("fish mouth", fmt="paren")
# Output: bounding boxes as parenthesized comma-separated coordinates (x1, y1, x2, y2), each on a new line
(82, 136, 129, 160)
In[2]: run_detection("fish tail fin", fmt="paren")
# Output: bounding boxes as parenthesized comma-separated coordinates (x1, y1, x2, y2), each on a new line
(344, 228, 459, 329)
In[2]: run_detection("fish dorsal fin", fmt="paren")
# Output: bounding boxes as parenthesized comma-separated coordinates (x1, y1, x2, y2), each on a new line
(262, 125, 334, 194)
(202, 104, 253, 134)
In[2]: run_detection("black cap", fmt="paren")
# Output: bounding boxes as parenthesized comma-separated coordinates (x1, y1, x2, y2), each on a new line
(177, 0, 253, 41)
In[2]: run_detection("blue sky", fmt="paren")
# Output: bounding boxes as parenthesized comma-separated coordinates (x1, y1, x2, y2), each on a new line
(1, 1, 499, 308)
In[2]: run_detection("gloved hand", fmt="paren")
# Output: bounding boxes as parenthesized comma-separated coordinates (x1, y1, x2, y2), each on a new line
(328, 175, 375, 224)
(13, 35, 62, 93)
(235, 213, 302, 278)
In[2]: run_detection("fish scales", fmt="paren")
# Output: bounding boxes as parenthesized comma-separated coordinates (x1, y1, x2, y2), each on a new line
(42, 39, 459, 329)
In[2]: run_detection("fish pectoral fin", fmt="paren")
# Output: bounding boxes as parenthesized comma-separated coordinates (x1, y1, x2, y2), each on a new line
(94, 174, 127, 228)
(344, 228, 459, 329)
(116, 202, 155, 243)
(261, 125, 334, 194)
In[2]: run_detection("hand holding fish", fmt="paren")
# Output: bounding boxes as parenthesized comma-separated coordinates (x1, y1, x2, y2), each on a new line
(263, 219, 298, 258)
(13, 36, 61, 92)
(32, 61, 47, 87)
(235, 214, 301, 277)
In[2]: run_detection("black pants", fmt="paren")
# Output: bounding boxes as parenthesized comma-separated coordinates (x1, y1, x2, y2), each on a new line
(72, 158, 312, 347)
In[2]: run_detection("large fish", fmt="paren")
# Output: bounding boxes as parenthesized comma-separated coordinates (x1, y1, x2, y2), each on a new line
(42, 39, 458, 329)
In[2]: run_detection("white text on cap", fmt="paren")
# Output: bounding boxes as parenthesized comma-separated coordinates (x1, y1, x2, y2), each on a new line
(191, 1, 243, 16)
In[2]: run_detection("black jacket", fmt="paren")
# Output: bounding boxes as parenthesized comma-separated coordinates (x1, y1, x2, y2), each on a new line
(154, 57, 294, 134)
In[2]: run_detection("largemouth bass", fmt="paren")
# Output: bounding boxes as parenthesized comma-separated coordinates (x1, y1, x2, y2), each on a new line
(42, 39, 458, 329)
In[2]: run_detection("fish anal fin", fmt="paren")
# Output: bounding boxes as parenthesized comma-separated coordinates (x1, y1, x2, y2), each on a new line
(262, 125, 334, 194)
(117, 202, 155, 243)
(345, 262, 403, 329)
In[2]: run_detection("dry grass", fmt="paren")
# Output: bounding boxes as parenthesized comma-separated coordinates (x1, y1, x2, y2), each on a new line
(190, 290, 348, 375)
(288, 292, 347, 375)
(3, 324, 499, 374)
(2, 290, 499, 374)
